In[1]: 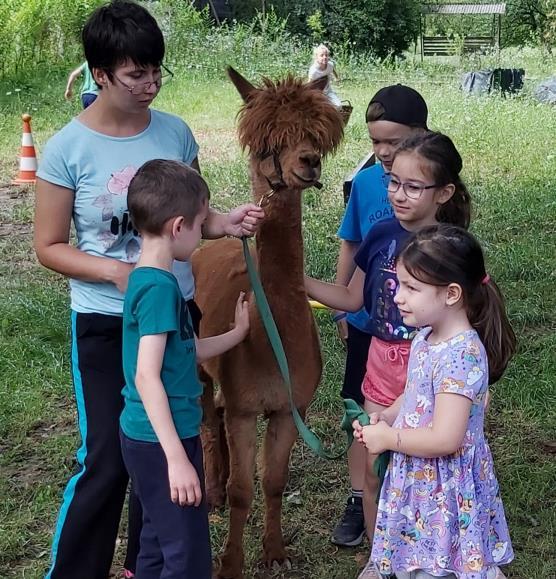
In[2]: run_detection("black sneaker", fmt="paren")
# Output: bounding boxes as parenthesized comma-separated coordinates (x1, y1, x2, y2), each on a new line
(331, 496, 365, 547)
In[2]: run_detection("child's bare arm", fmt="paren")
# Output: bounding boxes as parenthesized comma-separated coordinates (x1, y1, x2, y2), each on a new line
(332, 240, 360, 341)
(195, 292, 249, 362)
(135, 334, 202, 507)
(202, 205, 264, 239)
(65, 64, 84, 100)
(360, 393, 472, 458)
(305, 266, 365, 312)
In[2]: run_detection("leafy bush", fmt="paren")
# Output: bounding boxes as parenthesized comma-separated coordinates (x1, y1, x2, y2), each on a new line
(504, 0, 556, 49)
(321, 0, 421, 59)
(0, 0, 104, 77)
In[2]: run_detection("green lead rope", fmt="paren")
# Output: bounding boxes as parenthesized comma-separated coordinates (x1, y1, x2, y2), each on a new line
(241, 238, 389, 493)
(340, 399, 391, 500)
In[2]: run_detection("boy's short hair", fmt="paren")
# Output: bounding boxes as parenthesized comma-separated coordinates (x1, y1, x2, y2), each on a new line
(83, 1, 164, 78)
(128, 160, 210, 235)
(365, 84, 428, 129)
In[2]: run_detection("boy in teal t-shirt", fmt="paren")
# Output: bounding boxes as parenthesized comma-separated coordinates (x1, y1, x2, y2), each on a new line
(120, 159, 250, 577)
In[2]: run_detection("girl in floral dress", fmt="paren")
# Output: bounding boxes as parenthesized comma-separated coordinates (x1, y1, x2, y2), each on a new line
(354, 224, 516, 579)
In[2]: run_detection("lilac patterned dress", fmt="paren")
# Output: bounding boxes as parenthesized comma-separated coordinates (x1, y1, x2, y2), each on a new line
(371, 329, 513, 578)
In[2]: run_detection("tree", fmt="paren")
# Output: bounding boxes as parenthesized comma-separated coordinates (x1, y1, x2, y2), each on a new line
(504, 0, 556, 48)
(322, 0, 421, 58)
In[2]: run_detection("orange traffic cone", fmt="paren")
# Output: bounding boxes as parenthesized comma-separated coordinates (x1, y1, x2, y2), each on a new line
(12, 113, 38, 185)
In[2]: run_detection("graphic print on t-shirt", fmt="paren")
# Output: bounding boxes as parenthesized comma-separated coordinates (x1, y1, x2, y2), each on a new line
(92, 165, 140, 261)
(375, 239, 413, 340)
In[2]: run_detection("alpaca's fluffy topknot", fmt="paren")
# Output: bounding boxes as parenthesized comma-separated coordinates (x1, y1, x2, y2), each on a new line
(236, 75, 344, 158)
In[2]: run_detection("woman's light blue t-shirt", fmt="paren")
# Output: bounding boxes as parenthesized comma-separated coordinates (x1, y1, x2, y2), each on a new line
(37, 109, 199, 315)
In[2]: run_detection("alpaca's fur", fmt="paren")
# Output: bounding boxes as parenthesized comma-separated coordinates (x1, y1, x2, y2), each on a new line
(192, 68, 344, 578)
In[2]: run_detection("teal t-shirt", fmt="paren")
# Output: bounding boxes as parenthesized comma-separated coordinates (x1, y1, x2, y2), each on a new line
(80, 62, 98, 96)
(120, 267, 203, 442)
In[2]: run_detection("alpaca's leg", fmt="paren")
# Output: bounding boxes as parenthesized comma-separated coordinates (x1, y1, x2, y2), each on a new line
(261, 410, 299, 566)
(199, 371, 227, 510)
(216, 412, 258, 579)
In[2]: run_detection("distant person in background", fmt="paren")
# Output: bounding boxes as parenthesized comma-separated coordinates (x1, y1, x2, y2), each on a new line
(308, 43, 341, 107)
(64, 61, 98, 109)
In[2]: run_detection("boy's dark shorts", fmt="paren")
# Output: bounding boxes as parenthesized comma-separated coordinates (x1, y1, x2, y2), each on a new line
(341, 323, 372, 406)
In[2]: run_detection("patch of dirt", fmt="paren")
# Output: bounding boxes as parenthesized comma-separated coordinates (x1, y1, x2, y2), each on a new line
(0, 184, 36, 270)
(0, 183, 31, 212)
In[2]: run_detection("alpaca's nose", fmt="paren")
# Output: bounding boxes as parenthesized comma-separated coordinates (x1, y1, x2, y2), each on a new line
(300, 152, 321, 169)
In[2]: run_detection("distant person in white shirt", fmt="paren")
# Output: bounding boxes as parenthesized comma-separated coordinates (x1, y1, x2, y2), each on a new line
(308, 43, 342, 107)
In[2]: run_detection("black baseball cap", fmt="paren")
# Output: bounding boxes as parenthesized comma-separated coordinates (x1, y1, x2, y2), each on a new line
(366, 84, 428, 129)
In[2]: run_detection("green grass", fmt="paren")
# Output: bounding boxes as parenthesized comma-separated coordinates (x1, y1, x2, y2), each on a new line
(1, 51, 555, 578)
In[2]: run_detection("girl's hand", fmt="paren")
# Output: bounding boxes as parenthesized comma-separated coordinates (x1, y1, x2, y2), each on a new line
(352, 419, 365, 444)
(332, 311, 348, 346)
(373, 407, 398, 426)
(233, 291, 250, 340)
(361, 422, 392, 454)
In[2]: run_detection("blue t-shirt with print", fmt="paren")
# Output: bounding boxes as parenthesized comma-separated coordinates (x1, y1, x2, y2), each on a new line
(354, 218, 417, 342)
(337, 163, 394, 332)
(37, 109, 199, 315)
(121, 267, 202, 442)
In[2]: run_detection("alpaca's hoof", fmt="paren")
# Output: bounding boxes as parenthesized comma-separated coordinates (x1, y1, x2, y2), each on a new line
(215, 554, 244, 579)
(207, 486, 227, 511)
(271, 558, 292, 571)
(262, 545, 291, 569)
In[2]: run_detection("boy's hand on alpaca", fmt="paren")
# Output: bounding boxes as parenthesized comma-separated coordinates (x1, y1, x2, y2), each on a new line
(233, 291, 250, 339)
(168, 456, 202, 507)
(225, 204, 265, 237)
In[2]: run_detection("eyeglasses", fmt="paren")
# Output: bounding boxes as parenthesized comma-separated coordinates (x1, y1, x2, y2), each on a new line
(382, 172, 439, 200)
(113, 64, 174, 95)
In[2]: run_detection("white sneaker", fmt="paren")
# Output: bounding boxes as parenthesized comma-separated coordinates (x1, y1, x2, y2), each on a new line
(357, 559, 381, 579)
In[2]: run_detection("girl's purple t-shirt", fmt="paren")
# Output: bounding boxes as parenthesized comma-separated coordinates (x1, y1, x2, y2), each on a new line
(372, 328, 513, 578)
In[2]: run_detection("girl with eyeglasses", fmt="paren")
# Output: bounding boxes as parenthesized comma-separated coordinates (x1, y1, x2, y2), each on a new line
(34, 2, 263, 578)
(305, 130, 471, 578)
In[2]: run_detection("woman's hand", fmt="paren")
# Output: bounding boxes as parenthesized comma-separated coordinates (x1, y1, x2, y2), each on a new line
(108, 260, 134, 293)
(225, 204, 265, 237)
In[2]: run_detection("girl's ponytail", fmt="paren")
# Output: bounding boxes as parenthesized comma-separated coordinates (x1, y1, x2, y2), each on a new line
(436, 176, 471, 229)
(394, 131, 471, 230)
(468, 278, 516, 384)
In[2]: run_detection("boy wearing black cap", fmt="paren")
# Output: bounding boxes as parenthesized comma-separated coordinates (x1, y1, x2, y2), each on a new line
(330, 85, 428, 558)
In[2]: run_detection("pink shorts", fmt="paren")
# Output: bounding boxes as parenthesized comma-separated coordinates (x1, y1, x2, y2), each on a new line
(361, 337, 411, 406)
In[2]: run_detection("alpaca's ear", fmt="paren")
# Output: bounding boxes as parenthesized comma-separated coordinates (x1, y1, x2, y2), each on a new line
(307, 75, 328, 93)
(227, 66, 256, 102)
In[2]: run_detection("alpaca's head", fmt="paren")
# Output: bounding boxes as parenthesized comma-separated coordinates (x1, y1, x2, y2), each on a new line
(228, 67, 344, 192)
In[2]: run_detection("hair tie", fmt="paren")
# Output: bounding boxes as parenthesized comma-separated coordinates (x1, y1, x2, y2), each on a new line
(481, 274, 490, 285)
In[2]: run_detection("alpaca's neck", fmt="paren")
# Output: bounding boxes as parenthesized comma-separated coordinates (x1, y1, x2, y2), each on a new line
(251, 169, 305, 295)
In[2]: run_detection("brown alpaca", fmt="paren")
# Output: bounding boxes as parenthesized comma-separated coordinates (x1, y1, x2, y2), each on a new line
(192, 67, 344, 579)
